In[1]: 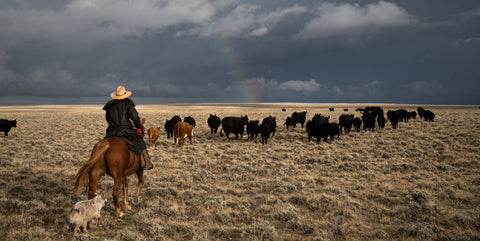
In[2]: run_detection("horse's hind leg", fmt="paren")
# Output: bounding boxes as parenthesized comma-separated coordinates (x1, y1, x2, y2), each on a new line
(135, 169, 144, 198)
(113, 177, 124, 217)
(88, 170, 103, 199)
(123, 176, 132, 210)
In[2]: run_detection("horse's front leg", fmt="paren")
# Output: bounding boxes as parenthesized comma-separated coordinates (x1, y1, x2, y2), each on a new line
(123, 177, 132, 211)
(113, 177, 124, 217)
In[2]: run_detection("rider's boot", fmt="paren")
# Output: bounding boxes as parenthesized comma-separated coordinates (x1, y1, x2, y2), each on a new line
(140, 150, 153, 170)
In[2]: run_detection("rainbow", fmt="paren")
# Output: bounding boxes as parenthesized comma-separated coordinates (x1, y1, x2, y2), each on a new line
(211, 27, 260, 103)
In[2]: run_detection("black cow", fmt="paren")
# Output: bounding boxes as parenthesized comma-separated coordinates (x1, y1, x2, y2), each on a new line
(184, 116, 196, 128)
(417, 107, 426, 119)
(353, 117, 362, 132)
(329, 108, 334, 112)
(282, 108, 286, 112)
(258, 122, 274, 145)
(310, 114, 330, 143)
(362, 111, 376, 131)
(355, 108, 364, 112)
(262, 116, 276, 137)
(165, 115, 181, 138)
(364, 106, 384, 118)
(327, 122, 340, 141)
(291, 111, 307, 128)
(339, 114, 354, 134)
(285, 117, 295, 130)
(423, 110, 435, 121)
(387, 110, 400, 129)
(221, 115, 248, 140)
(246, 120, 259, 141)
(344, 109, 348, 112)
(396, 109, 409, 122)
(0, 119, 17, 137)
(208, 114, 221, 134)
(305, 120, 313, 141)
(377, 114, 386, 129)
(408, 111, 417, 119)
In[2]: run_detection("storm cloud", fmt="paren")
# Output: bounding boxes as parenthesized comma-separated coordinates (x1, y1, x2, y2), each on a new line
(0, 0, 478, 104)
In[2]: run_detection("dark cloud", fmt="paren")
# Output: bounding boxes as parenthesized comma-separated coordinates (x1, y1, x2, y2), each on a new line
(0, 0, 479, 104)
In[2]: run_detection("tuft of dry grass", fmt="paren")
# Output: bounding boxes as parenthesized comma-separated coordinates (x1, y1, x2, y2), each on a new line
(0, 103, 479, 240)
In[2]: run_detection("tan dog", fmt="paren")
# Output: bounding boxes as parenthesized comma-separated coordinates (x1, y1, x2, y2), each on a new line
(173, 122, 193, 147)
(69, 193, 107, 234)
(147, 126, 160, 147)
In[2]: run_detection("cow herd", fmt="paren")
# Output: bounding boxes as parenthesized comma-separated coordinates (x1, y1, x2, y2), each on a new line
(144, 106, 436, 147)
(302, 106, 436, 144)
(0, 106, 436, 148)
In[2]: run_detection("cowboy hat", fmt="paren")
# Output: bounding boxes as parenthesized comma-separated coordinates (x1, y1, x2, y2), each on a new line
(110, 86, 132, 100)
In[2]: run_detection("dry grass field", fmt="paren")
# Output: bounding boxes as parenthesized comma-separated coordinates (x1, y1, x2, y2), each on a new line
(0, 103, 479, 241)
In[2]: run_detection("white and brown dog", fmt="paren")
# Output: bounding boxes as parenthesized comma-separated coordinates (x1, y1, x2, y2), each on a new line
(69, 192, 107, 234)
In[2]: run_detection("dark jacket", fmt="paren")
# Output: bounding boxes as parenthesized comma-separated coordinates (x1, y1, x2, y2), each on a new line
(103, 98, 146, 153)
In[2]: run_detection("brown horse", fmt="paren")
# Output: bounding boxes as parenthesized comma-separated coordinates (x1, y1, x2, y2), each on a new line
(73, 118, 146, 217)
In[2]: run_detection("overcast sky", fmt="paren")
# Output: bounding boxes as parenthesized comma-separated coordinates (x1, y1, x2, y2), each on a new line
(0, 0, 479, 104)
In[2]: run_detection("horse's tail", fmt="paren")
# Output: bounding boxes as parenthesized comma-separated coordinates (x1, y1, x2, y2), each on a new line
(72, 139, 110, 192)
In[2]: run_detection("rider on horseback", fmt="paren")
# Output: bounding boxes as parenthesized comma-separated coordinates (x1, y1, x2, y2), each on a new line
(103, 86, 153, 170)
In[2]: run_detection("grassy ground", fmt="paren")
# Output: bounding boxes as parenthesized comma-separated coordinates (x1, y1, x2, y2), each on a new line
(0, 103, 479, 240)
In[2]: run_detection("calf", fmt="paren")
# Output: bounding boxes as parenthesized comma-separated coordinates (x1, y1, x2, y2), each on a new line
(207, 114, 221, 134)
(258, 123, 274, 145)
(0, 119, 17, 137)
(174, 122, 193, 147)
(339, 114, 354, 134)
(417, 107, 426, 119)
(285, 117, 295, 130)
(246, 120, 259, 141)
(327, 122, 340, 141)
(147, 127, 160, 147)
(165, 115, 181, 139)
(353, 117, 362, 132)
(305, 120, 313, 141)
(423, 110, 435, 121)
(408, 111, 417, 119)
(377, 115, 386, 129)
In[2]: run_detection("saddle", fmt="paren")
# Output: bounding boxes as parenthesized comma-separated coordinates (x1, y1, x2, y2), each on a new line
(119, 137, 136, 153)
(118, 137, 143, 170)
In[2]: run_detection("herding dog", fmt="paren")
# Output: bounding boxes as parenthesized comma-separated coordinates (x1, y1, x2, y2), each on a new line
(69, 193, 107, 234)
